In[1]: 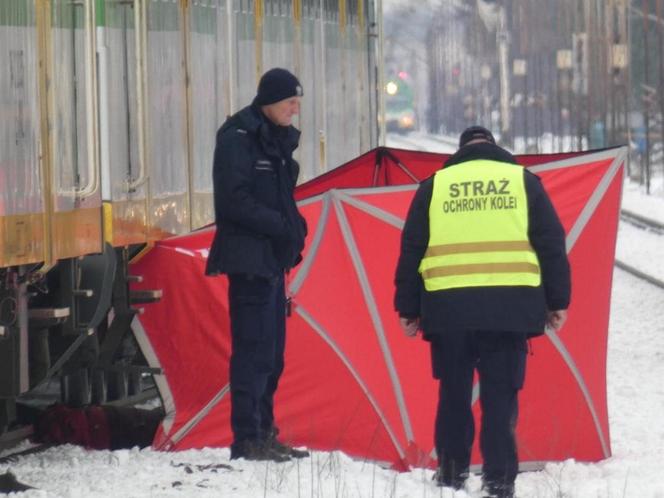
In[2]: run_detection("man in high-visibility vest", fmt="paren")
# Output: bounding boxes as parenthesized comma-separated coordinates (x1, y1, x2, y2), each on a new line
(394, 126, 570, 498)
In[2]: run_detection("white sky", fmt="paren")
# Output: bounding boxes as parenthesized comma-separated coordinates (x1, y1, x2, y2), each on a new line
(2, 135, 664, 498)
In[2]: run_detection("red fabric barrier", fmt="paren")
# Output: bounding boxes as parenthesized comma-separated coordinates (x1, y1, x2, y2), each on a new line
(131, 146, 626, 469)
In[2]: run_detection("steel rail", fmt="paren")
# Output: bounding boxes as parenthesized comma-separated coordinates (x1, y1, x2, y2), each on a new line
(620, 209, 664, 235)
(614, 259, 664, 290)
(0, 441, 55, 464)
(616, 211, 664, 288)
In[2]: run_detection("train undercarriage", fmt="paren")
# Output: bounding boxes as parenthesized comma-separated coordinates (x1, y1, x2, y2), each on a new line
(0, 246, 162, 435)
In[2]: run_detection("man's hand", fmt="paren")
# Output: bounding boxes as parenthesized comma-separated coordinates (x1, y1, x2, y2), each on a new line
(546, 309, 568, 332)
(399, 317, 420, 337)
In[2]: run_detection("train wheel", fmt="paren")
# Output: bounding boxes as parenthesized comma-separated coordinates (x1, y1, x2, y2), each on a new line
(60, 369, 91, 407)
(107, 370, 128, 402)
(90, 369, 107, 405)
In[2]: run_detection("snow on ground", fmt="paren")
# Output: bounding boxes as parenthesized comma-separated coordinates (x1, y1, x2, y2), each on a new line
(2, 138, 664, 497)
(616, 221, 664, 282)
(622, 179, 664, 222)
(3, 259, 662, 498)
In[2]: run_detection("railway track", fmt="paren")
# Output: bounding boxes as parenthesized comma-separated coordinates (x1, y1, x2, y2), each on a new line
(0, 426, 35, 454)
(620, 209, 664, 235)
(0, 387, 161, 462)
(0, 425, 54, 468)
(616, 210, 664, 289)
(0, 440, 55, 465)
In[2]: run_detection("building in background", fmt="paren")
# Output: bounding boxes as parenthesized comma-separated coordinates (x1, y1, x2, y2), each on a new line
(383, 0, 662, 191)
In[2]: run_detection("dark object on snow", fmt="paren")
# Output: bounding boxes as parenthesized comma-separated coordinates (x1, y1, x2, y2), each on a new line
(171, 462, 234, 473)
(33, 404, 163, 450)
(0, 471, 35, 493)
(264, 427, 309, 459)
(229, 439, 291, 463)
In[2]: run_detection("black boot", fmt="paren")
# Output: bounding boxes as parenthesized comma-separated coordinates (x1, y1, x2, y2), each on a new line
(263, 427, 309, 459)
(482, 480, 515, 498)
(432, 459, 468, 490)
(268, 437, 310, 459)
(230, 439, 291, 463)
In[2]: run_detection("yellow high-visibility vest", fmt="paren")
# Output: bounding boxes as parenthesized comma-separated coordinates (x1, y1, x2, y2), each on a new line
(419, 159, 541, 291)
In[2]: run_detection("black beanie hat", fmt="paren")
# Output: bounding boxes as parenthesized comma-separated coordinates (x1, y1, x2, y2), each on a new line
(254, 68, 303, 106)
(459, 125, 496, 148)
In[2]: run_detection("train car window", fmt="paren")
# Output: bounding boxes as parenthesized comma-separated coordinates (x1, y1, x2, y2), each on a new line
(348, 0, 357, 25)
(50, 0, 90, 199)
(145, 0, 189, 234)
(234, 0, 257, 107)
(104, 0, 141, 197)
(0, 0, 42, 217)
(325, 0, 337, 22)
(188, 0, 228, 228)
(262, 0, 287, 69)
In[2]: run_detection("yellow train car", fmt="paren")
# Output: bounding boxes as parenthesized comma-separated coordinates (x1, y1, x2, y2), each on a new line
(0, 0, 380, 433)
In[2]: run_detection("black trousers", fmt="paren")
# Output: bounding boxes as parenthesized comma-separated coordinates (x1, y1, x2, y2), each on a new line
(431, 330, 527, 488)
(228, 273, 286, 444)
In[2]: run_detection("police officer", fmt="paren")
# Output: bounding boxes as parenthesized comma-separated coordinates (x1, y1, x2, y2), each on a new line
(394, 126, 570, 498)
(206, 68, 309, 462)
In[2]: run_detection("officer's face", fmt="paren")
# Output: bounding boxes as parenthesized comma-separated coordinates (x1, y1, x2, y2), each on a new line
(263, 96, 301, 127)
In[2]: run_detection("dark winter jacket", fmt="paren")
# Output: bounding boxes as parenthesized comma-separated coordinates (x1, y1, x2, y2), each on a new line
(394, 142, 571, 337)
(205, 104, 307, 278)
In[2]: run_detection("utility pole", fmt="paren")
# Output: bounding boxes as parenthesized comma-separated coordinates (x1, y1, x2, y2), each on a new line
(657, 0, 664, 162)
(376, 0, 386, 146)
(643, 0, 651, 193)
(476, 0, 513, 145)
(497, 4, 512, 146)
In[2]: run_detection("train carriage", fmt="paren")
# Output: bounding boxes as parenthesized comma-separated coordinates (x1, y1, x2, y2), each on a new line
(0, 0, 379, 434)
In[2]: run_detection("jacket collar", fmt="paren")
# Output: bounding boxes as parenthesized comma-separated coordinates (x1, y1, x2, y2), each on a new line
(444, 142, 517, 168)
(229, 104, 301, 156)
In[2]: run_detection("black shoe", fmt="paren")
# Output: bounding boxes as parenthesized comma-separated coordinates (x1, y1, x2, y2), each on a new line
(482, 481, 515, 498)
(268, 437, 310, 459)
(432, 466, 467, 490)
(433, 459, 468, 490)
(263, 426, 310, 459)
(230, 439, 291, 463)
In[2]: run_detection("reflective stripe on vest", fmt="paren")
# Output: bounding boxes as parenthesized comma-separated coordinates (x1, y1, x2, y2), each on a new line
(419, 159, 541, 291)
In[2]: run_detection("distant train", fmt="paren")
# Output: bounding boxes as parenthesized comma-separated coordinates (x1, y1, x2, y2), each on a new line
(384, 71, 416, 134)
(0, 0, 379, 434)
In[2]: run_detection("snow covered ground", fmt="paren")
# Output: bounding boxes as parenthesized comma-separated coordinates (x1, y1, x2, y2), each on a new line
(2, 137, 663, 498)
